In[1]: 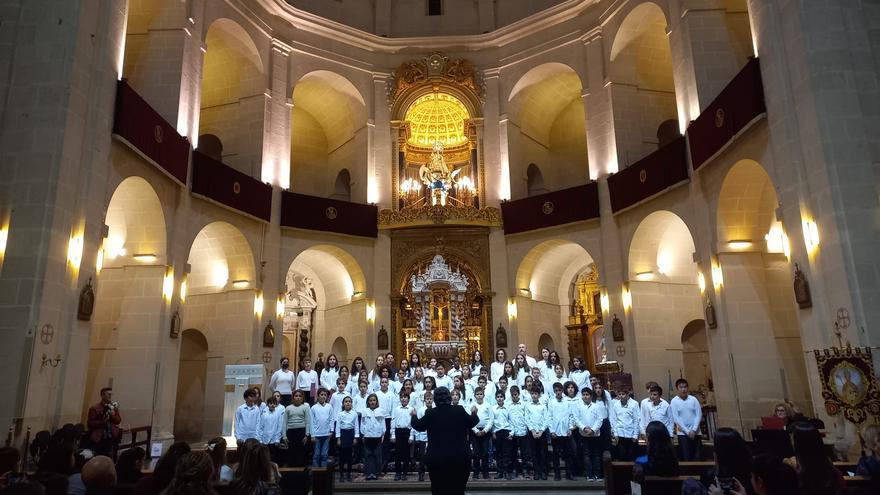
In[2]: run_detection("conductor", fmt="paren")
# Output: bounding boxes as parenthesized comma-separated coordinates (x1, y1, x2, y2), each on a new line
(410, 386, 479, 495)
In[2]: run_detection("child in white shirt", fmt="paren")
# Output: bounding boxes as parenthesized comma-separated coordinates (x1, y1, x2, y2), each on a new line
(390, 393, 414, 480)
(335, 396, 359, 482)
(296, 358, 319, 404)
(309, 388, 334, 467)
(471, 387, 494, 479)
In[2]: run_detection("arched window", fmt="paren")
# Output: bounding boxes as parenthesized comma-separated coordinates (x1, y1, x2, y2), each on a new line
(332, 169, 352, 202)
(526, 164, 547, 197)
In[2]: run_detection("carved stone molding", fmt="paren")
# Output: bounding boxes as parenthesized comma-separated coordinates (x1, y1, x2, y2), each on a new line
(379, 205, 501, 229)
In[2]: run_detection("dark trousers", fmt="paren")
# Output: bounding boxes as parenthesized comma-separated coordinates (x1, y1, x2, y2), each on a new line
(286, 428, 308, 467)
(363, 437, 383, 476)
(414, 441, 427, 475)
(678, 434, 702, 461)
(582, 436, 603, 478)
(494, 430, 512, 475)
(427, 459, 471, 495)
(513, 434, 531, 474)
(394, 429, 411, 475)
(551, 435, 572, 474)
(382, 418, 392, 471)
(616, 437, 637, 461)
(569, 435, 583, 476)
(529, 431, 548, 477)
(471, 431, 490, 475)
(339, 429, 355, 474)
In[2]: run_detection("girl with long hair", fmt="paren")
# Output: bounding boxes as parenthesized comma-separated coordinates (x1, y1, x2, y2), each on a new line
(230, 444, 280, 495)
(470, 350, 485, 376)
(319, 354, 340, 391)
(361, 394, 386, 480)
(399, 359, 410, 378)
(491, 349, 507, 383)
(513, 353, 530, 388)
(409, 353, 422, 374)
(792, 422, 843, 495)
(162, 452, 215, 495)
(349, 357, 366, 387)
(205, 437, 233, 482)
(568, 356, 591, 394)
(636, 421, 679, 477)
(707, 427, 755, 495)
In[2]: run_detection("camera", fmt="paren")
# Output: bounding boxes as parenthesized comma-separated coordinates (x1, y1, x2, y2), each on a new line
(718, 477, 736, 494)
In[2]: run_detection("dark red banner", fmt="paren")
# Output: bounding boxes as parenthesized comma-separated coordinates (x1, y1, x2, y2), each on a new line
(281, 191, 378, 238)
(501, 183, 600, 235)
(191, 151, 272, 222)
(608, 137, 689, 213)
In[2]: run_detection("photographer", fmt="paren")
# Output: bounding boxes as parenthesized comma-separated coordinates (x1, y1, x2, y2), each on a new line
(87, 388, 122, 457)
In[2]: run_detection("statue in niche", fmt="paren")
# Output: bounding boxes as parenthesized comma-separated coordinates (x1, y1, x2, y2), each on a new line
(169, 310, 181, 338)
(263, 322, 275, 348)
(377, 325, 389, 350)
(77, 278, 95, 321)
(495, 324, 507, 349)
(706, 300, 718, 329)
(793, 263, 812, 309)
(611, 314, 624, 342)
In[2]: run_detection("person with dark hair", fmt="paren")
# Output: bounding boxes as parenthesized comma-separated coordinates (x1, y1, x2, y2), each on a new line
(230, 444, 280, 495)
(67, 449, 95, 495)
(86, 388, 121, 457)
(749, 454, 800, 495)
(335, 396, 359, 482)
(641, 385, 673, 438)
(134, 441, 190, 495)
(547, 382, 575, 480)
(635, 421, 679, 477)
(361, 393, 386, 481)
(235, 389, 261, 446)
(670, 378, 702, 460)
(309, 389, 334, 468)
(610, 388, 640, 461)
(205, 437, 233, 483)
(36, 443, 74, 476)
(702, 428, 755, 495)
(469, 350, 484, 376)
(791, 422, 843, 495)
(574, 387, 606, 481)
(268, 357, 295, 407)
(161, 452, 215, 495)
(282, 390, 310, 467)
(0, 446, 22, 491)
(320, 354, 340, 391)
(115, 446, 145, 484)
(296, 358, 319, 405)
(410, 386, 479, 495)
(2, 481, 46, 495)
(469, 386, 493, 479)
(81, 456, 116, 495)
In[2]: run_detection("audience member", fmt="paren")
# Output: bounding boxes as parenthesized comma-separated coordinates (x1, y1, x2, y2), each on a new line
(67, 449, 94, 495)
(634, 420, 678, 477)
(115, 447, 145, 484)
(0, 447, 22, 491)
(749, 454, 800, 495)
(705, 427, 756, 495)
(1, 481, 45, 495)
(791, 422, 843, 495)
(161, 452, 215, 495)
(134, 442, 190, 495)
(229, 444, 280, 495)
(36, 444, 74, 476)
(856, 423, 879, 492)
(205, 437, 234, 483)
(80, 456, 116, 495)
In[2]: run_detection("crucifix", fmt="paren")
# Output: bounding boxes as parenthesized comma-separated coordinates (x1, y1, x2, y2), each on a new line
(833, 322, 844, 348)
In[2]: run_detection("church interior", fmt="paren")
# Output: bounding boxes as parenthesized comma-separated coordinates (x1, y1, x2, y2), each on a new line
(1, 0, 879, 491)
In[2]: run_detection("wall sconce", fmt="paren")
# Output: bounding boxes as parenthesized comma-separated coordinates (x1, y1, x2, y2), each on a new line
(711, 260, 724, 290)
(276, 294, 285, 319)
(41, 353, 62, 369)
(67, 234, 84, 270)
(162, 268, 174, 302)
(726, 239, 753, 250)
(765, 225, 790, 258)
(507, 298, 517, 319)
(232, 279, 250, 289)
(656, 251, 671, 275)
(518, 287, 531, 297)
(697, 272, 706, 294)
(179, 276, 187, 304)
(0, 226, 9, 258)
(802, 219, 819, 253)
(106, 236, 125, 259)
(95, 248, 104, 273)
(635, 271, 654, 281)
(621, 286, 632, 311)
(133, 253, 157, 263)
(366, 301, 376, 322)
(254, 291, 264, 317)
(600, 292, 610, 314)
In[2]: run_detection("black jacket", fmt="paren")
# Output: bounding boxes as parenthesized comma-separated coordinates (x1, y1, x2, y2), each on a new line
(411, 404, 479, 464)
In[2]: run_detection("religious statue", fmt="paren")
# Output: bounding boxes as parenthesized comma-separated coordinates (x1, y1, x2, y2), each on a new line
(419, 141, 463, 206)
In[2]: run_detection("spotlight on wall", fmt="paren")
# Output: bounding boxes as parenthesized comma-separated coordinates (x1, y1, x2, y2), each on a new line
(133, 253, 158, 263)
(711, 260, 724, 290)
(635, 271, 654, 281)
(802, 219, 820, 253)
(726, 239, 753, 250)
(67, 234, 84, 270)
(0, 226, 8, 258)
(366, 301, 376, 322)
(106, 236, 125, 259)
(600, 293, 610, 314)
(765, 225, 790, 258)
(212, 263, 229, 288)
(621, 286, 633, 311)
(276, 294, 285, 320)
(180, 277, 188, 304)
(697, 272, 706, 294)
(232, 279, 250, 289)
(163, 268, 174, 302)
(507, 298, 517, 320)
(254, 291, 264, 317)
(96, 248, 104, 273)
(518, 287, 531, 297)
(656, 252, 671, 275)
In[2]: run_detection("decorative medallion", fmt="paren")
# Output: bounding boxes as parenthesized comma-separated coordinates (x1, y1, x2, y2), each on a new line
(714, 108, 725, 128)
(836, 308, 851, 330)
(639, 169, 647, 183)
(169, 310, 180, 338)
(40, 324, 54, 345)
(77, 278, 95, 321)
(262, 351, 273, 364)
(232, 181, 241, 195)
(153, 125, 163, 143)
(814, 346, 880, 423)
(325, 207, 338, 220)
(542, 201, 555, 215)
(616, 345, 626, 357)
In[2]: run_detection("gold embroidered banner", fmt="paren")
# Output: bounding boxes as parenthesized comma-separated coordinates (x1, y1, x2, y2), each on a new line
(814, 346, 880, 424)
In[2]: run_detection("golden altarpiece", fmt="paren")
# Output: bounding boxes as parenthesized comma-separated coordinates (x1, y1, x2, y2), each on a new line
(566, 264, 607, 371)
(382, 54, 500, 364)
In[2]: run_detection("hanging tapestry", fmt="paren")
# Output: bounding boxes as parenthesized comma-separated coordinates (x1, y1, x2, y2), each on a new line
(814, 346, 880, 424)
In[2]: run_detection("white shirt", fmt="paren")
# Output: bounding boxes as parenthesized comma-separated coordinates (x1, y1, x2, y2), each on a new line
(470, 363, 484, 376)
(525, 401, 548, 434)
(234, 404, 261, 441)
(610, 398, 640, 439)
(258, 407, 285, 444)
(492, 404, 511, 432)
(269, 369, 295, 395)
(352, 393, 370, 415)
(642, 398, 674, 437)
(520, 354, 537, 368)
(329, 390, 350, 417)
(361, 407, 386, 438)
(573, 401, 607, 436)
(335, 409, 360, 436)
(413, 405, 431, 442)
(670, 395, 702, 435)
(448, 367, 462, 379)
(472, 401, 494, 432)
(390, 405, 414, 436)
(374, 389, 399, 418)
(547, 398, 573, 436)
(309, 402, 335, 437)
(568, 369, 592, 393)
(320, 367, 340, 391)
(296, 370, 319, 391)
(490, 362, 506, 383)
(508, 401, 528, 436)
(434, 374, 453, 390)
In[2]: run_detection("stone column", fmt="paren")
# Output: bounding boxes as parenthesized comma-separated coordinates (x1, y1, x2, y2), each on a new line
(481, 68, 508, 204)
(260, 41, 292, 188)
(371, 73, 393, 208)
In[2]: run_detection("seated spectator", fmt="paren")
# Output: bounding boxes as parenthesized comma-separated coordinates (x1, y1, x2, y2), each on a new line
(67, 449, 94, 495)
(134, 442, 190, 495)
(115, 447, 145, 484)
(634, 420, 679, 477)
(233, 440, 279, 484)
(229, 444, 280, 495)
(28, 473, 67, 495)
(0, 447, 22, 491)
(161, 452, 215, 495)
(80, 456, 116, 495)
(856, 424, 879, 491)
(205, 438, 233, 483)
(750, 454, 800, 495)
(2, 480, 46, 495)
(37, 444, 75, 477)
(791, 422, 842, 495)
(703, 428, 756, 495)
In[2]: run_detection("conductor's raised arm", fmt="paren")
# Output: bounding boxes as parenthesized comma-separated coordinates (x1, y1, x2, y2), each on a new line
(411, 407, 428, 431)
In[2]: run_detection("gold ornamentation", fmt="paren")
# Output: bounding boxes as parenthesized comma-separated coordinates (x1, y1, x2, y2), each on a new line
(325, 207, 338, 220)
(233, 181, 241, 195)
(390, 53, 483, 104)
(154, 125, 163, 143)
(639, 169, 647, 183)
(814, 346, 880, 423)
(715, 108, 725, 128)
(379, 205, 501, 228)
(542, 202, 554, 215)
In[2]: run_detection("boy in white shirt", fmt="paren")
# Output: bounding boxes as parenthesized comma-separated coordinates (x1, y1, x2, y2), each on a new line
(524, 385, 549, 480)
(258, 397, 286, 462)
(507, 385, 529, 479)
(641, 384, 674, 437)
(296, 358, 319, 404)
(412, 391, 433, 482)
(471, 386, 494, 479)
(309, 388, 334, 467)
(433, 364, 453, 390)
(390, 393, 414, 480)
(329, 378, 350, 417)
(609, 388, 640, 461)
(670, 378, 702, 460)
(574, 388, 607, 481)
(547, 382, 575, 481)
(492, 391, 513, 480)
(374, 377, 398, 473)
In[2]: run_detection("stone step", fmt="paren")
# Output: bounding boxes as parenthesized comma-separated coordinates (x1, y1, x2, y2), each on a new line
(333, 475, 605, 492)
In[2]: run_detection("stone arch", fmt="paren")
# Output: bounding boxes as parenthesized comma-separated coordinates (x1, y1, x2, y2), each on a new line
(515, 239, 594, 305)
(526, 164, 547, 197)
(198, 18, 265, 177)
(627, 210, 698, 285)
(716, 159, 782, 253)
(331, 337, 349, 366)
(609, 2, 680, 164)
(680, 319, 711, 394)
(103, 176, 167, 268)
(538, 333, 556, 354)
(507, 63, 587, 197)
(291, 71, 368, 200)
(187, 222, 257, 295)
(173, 329, 208, 442)
(332, 169, 352, 202)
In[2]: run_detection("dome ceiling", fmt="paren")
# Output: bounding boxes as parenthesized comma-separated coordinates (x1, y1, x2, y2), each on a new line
(404, 93, 470, 147)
